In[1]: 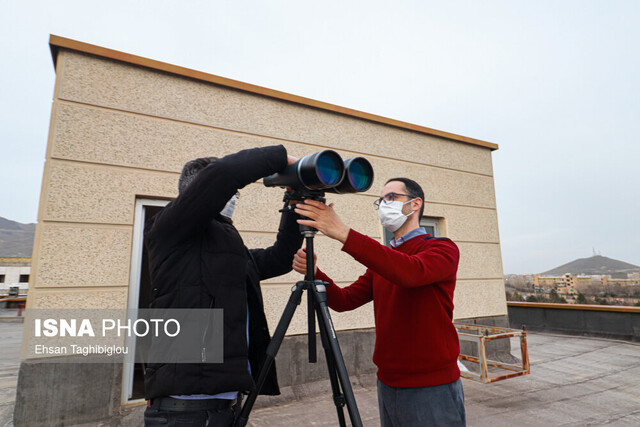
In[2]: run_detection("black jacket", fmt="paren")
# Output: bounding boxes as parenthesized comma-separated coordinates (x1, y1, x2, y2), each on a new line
(143, 145, 302, 399)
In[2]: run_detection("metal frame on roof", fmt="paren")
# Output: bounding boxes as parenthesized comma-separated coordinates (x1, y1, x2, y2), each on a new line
(456, 323, 531, 384)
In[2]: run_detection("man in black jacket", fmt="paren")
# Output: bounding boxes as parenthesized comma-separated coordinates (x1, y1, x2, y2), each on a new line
(143, 145, 302, 426)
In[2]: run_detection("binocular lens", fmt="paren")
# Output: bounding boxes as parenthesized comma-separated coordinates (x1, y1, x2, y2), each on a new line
(346, 159, 373, 191)
(328, 157, 374, 194)
(316, 153, 343, 186)
(263, 149, 346, 190)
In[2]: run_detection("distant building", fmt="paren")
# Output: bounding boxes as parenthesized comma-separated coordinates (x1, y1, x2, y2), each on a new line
(0, 257, 30, 296)
(533, 272, 640, 291)
(556, 284, 578, 301)
(602, 276, 640, 286)
(533, 273, 591, 290)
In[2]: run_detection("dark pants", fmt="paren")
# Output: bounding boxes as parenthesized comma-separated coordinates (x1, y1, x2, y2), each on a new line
(144, 404, 236, 427)
(377, 378, 466, 426)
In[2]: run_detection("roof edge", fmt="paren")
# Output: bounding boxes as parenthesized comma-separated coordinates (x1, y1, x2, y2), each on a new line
(48, 34, 498, 151)
(507, 301, 640, 314)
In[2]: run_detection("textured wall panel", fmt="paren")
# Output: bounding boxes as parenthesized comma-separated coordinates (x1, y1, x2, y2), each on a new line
(28, 288, 129, 309)
(454, 279, 508, 319)
(457, 242, 504, 280)
(422, 204, 500, 243)
(237, 192, 500, 246)
(50, 102, 498, 211)
(368, 156, 497, 208)
(239, 232, 368, 285)
(51, 101, 283, 172)
(57, 51, 494, 176)
(41, 160, 176, 224)
(261, 279, 509, 334)
(233, 184, 382, 240)
(34, 223, 132, 288)
(261, 283, 375, 335)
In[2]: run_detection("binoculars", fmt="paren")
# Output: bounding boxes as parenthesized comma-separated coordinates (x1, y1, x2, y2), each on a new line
(263, 150, 374, 194)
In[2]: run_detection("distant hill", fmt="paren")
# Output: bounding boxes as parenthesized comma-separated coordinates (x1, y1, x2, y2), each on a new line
(542, 255, 640, 276)
(0, 217, 35, 257)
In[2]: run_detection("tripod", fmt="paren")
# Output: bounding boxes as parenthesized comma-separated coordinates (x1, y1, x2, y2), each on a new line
(235, 194, 363, 427)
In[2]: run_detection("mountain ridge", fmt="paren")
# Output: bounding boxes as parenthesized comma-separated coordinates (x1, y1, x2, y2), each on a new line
(0, 217, 35, 257)
(542, 255, 640, 276)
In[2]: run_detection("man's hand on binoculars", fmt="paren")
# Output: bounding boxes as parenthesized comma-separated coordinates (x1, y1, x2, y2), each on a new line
(294, 199, 350, 244)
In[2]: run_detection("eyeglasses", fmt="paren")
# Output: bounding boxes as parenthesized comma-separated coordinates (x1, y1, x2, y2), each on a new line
(373, 192, 414, 209)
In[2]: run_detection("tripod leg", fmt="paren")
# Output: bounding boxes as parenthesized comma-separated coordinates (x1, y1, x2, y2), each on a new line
(312, 283, 363, 427)
(235, 282, 305, 427)
(316, 298, 348, 427)
(305, 235, 317, 362)
(308, 289, 317, 362)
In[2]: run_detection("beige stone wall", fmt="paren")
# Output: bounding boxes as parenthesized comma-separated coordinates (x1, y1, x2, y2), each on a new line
(29, 48, 506, 335)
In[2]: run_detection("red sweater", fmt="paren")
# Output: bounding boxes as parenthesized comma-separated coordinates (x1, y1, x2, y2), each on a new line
(315, 229, 461, 387)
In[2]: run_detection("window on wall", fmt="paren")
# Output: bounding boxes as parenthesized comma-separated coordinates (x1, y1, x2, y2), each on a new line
(383, 216, 441, 247)
(0, 275, 5, 283)
(420, 217, 440, 237)
(19, 274, 29, 283)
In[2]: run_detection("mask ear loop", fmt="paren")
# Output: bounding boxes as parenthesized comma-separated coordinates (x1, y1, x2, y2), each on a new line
(403, 198, 418, 217)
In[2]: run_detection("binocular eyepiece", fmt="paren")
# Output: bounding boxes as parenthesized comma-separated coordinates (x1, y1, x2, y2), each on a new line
(263, 150, 374, 194)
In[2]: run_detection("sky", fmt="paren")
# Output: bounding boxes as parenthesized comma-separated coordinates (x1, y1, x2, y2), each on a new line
(1, 0, 639, 274)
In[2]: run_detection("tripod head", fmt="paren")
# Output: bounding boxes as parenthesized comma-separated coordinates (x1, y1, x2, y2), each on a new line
(281, 189, 326, 207)
(281, 189, 326, 236)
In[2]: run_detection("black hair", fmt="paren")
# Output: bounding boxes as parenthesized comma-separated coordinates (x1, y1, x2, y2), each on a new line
(385, 177, 425, 218)
(178, 157, 218, 193)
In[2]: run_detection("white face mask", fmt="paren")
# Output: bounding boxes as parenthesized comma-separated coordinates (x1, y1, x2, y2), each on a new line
(220, 194, 238, 219)
(378, 199, 415, 232)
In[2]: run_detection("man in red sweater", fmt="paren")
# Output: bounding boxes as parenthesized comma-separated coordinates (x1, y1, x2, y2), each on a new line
(293, 177, 465, 426)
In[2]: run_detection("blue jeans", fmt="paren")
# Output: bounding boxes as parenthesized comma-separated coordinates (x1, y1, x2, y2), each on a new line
(377, 378, 466, 426)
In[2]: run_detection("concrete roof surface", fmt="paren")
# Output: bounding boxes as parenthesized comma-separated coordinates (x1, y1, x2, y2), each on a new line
(1, 317, 640, 426)
(249, 332, 640, 426)
(0, 318, 21, 427)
